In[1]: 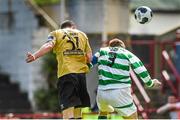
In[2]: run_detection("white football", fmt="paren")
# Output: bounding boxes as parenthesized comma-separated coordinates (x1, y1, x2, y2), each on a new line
(134, 6, 153, 24)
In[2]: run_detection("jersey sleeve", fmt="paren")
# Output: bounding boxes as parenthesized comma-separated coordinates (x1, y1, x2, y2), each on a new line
(47, 31, 57, 45)
(127, 51, 154, 87)
(85, 40, 92, 53)
(92, 51, 100, 65)
(81, 32, 91, 54)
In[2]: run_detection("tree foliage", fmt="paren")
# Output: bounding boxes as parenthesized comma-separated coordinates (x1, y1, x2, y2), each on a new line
(34, 52, 59, 112)
(33, 0, 60, 6)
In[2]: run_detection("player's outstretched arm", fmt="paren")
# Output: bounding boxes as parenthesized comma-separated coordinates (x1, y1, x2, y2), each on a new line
(26, 41, 54, 63)
(128, 51, 161, 88)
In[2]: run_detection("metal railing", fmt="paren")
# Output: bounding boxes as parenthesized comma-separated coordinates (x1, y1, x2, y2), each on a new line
(132, 94, 148, 119)
(130, 70, 151, 119)
(161, 70, 177, 96)
(162, 50, 180, 97)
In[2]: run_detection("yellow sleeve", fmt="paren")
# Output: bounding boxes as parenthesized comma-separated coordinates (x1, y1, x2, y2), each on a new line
(47, 31, 57, 45)
(81, 32, 92, 53)
(85, 38, 92, 53)
(48, 31, 58, 53)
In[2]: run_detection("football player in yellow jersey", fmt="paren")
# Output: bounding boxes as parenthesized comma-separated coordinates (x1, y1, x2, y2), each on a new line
(26, 20, 92, 119)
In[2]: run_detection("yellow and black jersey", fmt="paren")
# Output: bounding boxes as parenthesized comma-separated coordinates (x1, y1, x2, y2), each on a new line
(48, 28, 92, 78)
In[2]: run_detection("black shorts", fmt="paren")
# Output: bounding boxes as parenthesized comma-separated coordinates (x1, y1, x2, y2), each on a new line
(57, 73, 90, 111)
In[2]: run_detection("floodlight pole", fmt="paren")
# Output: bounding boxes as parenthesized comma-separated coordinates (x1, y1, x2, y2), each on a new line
(102, 0, 108, 42)
(60, 0, 65, 22)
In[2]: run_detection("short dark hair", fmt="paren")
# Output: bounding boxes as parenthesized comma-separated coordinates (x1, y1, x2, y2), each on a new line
(109, 38, 125, 48)
(60, 20, 75, 29)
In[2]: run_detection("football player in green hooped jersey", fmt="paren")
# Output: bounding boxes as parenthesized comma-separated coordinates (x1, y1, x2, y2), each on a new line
(91, 38, 161, 119)
(26, 20, 92, 119)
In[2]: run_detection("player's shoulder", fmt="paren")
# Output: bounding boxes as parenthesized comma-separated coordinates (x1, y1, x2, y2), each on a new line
(75, 29, 88, 39)
(100, 47, 108, 50)
(120, 48, 135, 58)
(49, 29, 63, 36)
(55, 29, 64, 35)
(119, 48, 132, 56)
(118, 47, 128, 52)
(99, 47, 109, 53)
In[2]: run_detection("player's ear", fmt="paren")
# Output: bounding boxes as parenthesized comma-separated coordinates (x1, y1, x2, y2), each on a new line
(72, 25, 76, 29)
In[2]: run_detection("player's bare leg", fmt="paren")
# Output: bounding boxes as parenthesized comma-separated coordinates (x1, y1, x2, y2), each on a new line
(74, 108, 82, 119)
(62, 107, 75, 119)
(122, 111, 138, 120)
(62, 107, 82, 119)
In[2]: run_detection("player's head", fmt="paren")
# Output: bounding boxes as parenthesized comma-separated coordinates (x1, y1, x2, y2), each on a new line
(60, 20, 76, 29)
(109, 38, 125, 48)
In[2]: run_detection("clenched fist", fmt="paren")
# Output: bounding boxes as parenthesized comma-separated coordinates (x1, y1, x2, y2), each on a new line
(152, 79, 161, 88)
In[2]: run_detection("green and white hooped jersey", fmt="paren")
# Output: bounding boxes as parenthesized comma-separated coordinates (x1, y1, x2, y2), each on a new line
(94, 47, 154, 90)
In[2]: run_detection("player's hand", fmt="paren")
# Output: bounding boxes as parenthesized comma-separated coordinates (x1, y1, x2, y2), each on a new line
(87, 63, 93, 69)
(152, 79, 161, 88)
(26, 52, 36, 63)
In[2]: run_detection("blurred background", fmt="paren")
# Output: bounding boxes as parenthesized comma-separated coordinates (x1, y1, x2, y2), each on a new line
(0, 0, 180, 119)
